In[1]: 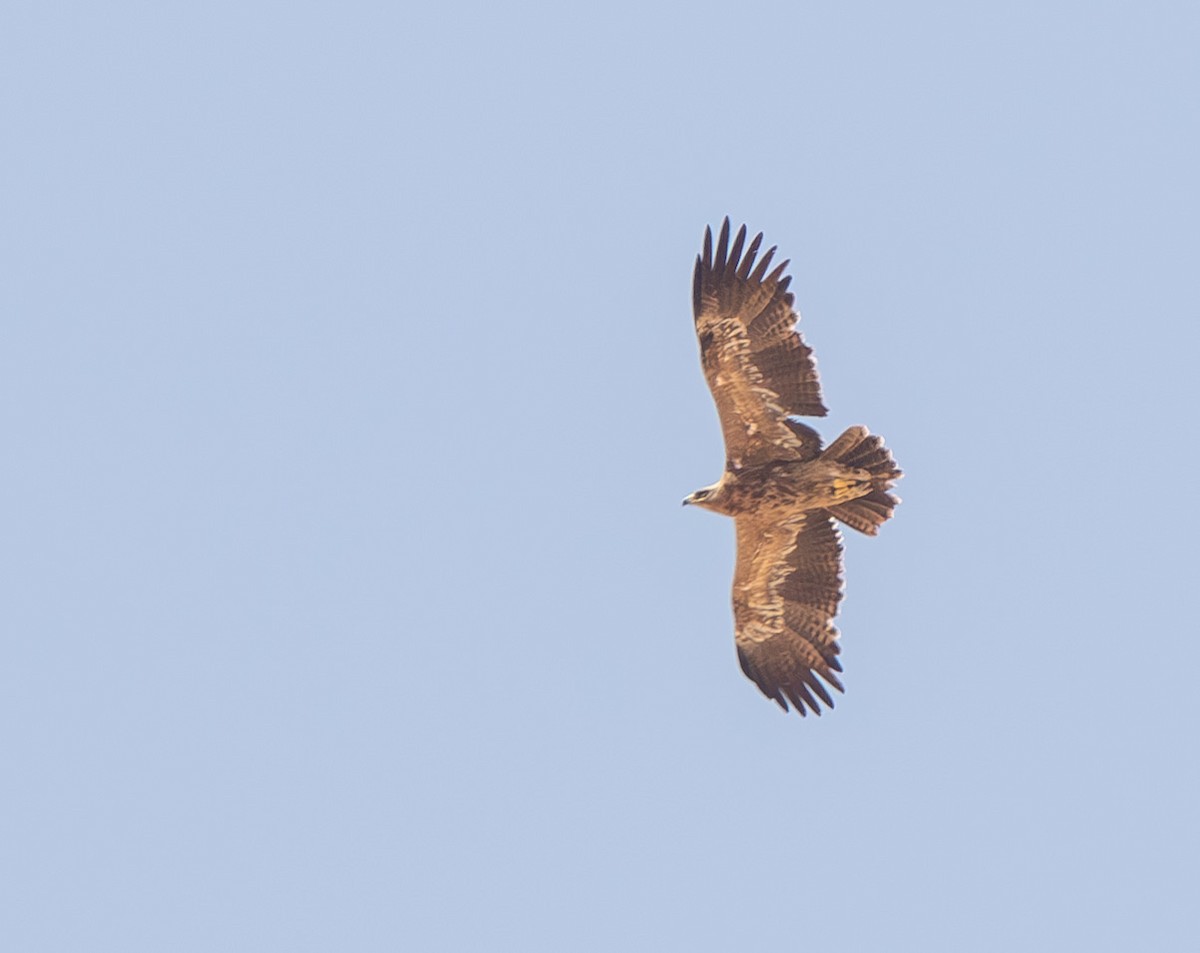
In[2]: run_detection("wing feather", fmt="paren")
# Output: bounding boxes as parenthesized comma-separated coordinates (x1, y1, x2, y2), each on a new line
(732, 514, 845, 715)
(736, 232, 763, 279)
(693, 218, 826, 469)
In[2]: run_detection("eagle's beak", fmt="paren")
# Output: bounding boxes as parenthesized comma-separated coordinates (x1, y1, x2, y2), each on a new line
(681, 496, 691, 506)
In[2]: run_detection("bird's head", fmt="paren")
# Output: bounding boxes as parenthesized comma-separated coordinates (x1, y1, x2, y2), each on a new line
(682, 485, 720, 511)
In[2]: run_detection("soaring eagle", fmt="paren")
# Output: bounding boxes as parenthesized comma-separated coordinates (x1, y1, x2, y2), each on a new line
(683, 219, 902, 716)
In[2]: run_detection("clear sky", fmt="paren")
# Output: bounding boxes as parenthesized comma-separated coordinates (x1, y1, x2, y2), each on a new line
(4, 1, 1199, 950)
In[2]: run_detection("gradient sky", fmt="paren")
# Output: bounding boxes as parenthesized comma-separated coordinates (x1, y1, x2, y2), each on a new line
(5, 2, 1199, 950)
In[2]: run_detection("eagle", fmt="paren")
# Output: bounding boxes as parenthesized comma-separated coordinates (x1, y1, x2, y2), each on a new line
(683, 219, 902, 716)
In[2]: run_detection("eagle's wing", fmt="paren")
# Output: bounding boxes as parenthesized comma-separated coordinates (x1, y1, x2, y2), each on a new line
(732, 512, 845, 715)
(693, 218, 826, 470)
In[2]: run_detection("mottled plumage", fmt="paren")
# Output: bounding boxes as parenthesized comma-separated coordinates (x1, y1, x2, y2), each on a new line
(684, 219, 902, 716)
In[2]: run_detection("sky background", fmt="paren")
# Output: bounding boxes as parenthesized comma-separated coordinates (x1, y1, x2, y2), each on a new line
(4, 1, 1199, 950)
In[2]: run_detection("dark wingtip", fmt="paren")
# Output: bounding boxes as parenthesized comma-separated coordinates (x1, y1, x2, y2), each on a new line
(737, 232, 763, 279)
(787, 683, 821, 715)
(714, 218, 731, 276)
(727, 224, 747, 273)
(750, 246, 777, 283)
(805, 673, 836, 708)
(767, 258, 790, 284)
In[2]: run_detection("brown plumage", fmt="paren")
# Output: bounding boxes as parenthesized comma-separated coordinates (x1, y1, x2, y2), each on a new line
(683, 219, 902, 716)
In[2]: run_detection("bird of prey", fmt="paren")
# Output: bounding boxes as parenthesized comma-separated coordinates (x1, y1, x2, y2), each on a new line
(683, 219, 902, 716)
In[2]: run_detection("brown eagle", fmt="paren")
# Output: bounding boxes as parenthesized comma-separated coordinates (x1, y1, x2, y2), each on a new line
(683, 219, 902, 716)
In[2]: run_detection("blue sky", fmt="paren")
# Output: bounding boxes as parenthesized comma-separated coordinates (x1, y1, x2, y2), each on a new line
(4, 1, 1199, 950)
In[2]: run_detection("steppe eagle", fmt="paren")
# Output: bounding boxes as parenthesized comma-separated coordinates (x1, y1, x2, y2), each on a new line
(683, 219, 902, 716)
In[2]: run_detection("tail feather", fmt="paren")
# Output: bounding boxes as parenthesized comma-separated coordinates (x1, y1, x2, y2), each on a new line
(820, 426, 903, 536)
(841, 436, 894, 473)
(827, 488, 900, 536)
(820, 425, 869, 463)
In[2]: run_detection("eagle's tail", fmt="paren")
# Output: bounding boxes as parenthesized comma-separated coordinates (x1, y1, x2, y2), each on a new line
(821, 425, 903, 537)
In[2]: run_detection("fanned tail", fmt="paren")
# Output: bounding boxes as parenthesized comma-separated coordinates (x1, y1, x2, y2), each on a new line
(821, 425, 903, 536)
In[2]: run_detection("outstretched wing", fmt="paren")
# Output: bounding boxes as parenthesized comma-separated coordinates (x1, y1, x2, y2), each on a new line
(693, 218, 826, 470)
(732, 513, 845, 716)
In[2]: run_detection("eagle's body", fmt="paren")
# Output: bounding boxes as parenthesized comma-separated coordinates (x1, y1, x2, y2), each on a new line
(684, 219, 902, 716)
(686, 458, 876, 519)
